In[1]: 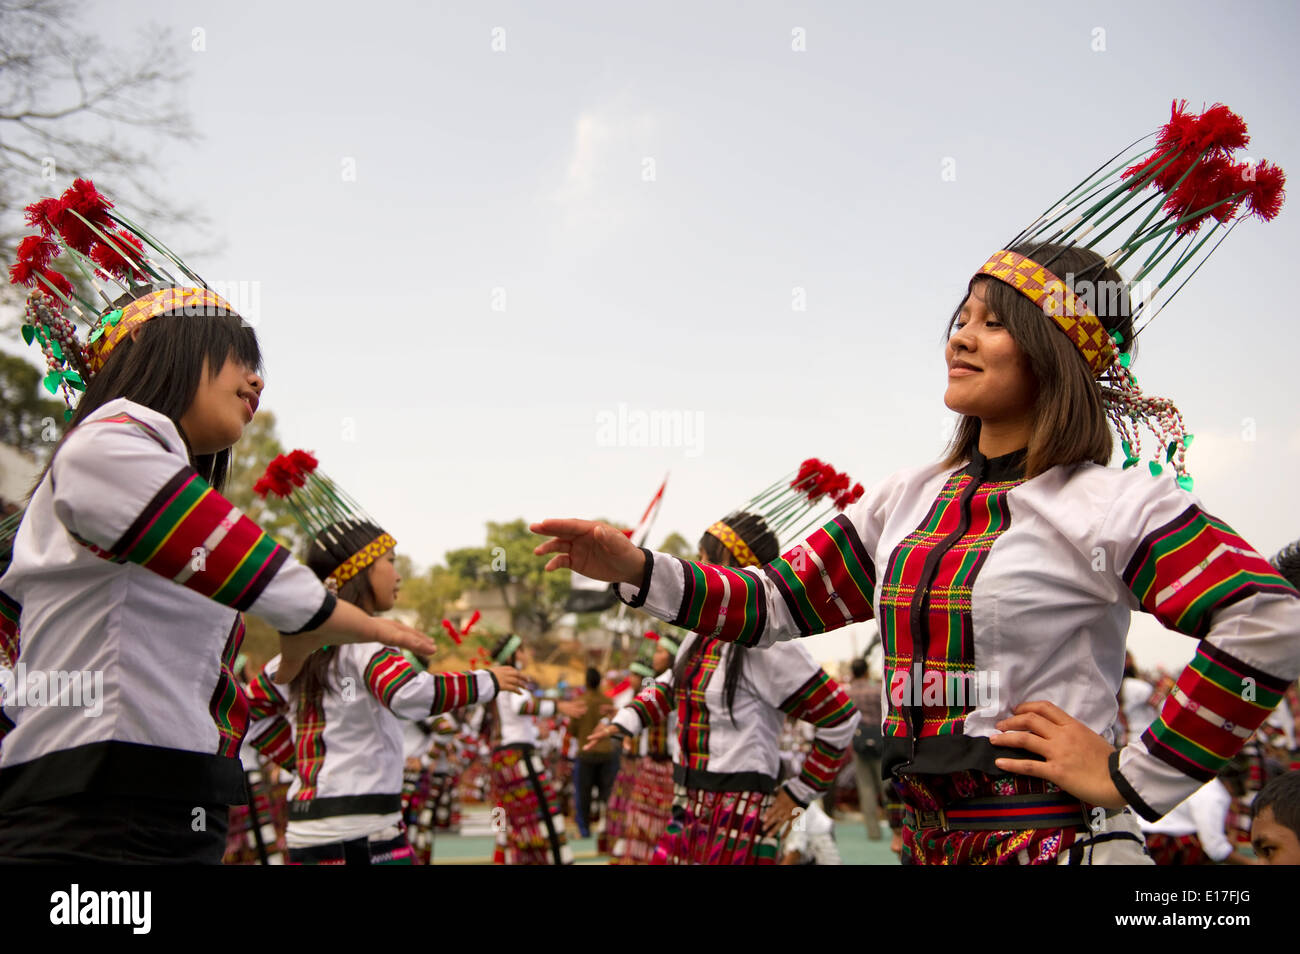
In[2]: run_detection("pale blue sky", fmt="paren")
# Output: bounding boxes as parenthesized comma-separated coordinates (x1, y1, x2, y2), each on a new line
(13, 0, 1300, 667)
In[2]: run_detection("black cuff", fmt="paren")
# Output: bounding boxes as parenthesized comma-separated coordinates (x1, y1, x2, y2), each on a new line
(280, 590, 337, 635)
(1109, 749, 1160, 822)
(487, 668, 500, 698)
(618, 547, 654, 609)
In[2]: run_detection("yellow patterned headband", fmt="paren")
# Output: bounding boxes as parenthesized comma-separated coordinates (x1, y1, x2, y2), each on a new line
(328, 532, 397, 586)
(704, 520, 760, 568)
(87, 286, 240, 373)
(975, 250, 1118, 378)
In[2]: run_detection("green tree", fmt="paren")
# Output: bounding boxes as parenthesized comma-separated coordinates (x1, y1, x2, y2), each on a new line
(223, 409, 301, 550)
(444, 518, 574, 638)
(395, 561, 469, 634)
(0, 351, 65, 456)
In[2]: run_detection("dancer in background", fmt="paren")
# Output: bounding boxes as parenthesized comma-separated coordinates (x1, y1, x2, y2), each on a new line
(248, 451, 523, 864)
(537, 102, 1300, 865)
(484, 634, 586, 865)
(584, 471, 862, 864)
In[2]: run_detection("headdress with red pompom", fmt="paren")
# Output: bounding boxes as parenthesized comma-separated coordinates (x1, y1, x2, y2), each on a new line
(974, 101, 1286, 490)
(254, 449, 395, 587)
(8, 178, 239, 419)
(703, 457, 864, 568)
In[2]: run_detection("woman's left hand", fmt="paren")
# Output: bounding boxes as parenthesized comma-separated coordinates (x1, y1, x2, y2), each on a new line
(989, 700, 1127, 810)
(760, 788, 801, 836)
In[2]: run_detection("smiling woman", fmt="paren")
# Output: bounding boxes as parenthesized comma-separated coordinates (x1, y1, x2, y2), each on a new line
(0, 180, 436, 864)
(532, 102, 1300, 865)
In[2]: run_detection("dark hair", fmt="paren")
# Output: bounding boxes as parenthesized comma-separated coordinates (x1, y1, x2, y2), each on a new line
(290, 541, 379, 704)
(851, 658, 867, 679)
(1251, 770, 1300, 836)
(34, 298, 261, 495)
(585, 667, 601, 690)
(941, 242, 1135, 479)
(678, 516, 779, 724)
(1271, 540, 1300, 591)
(698, 511, 780, 567)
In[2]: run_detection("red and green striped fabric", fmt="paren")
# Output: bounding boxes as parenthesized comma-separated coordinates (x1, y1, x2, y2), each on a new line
(678, 639, 723, 771)
(668, 514, 876, 648)
(880, 473, 1021, 740)
(780, 670, 855, 795)
(293, 696, 328, 800)
(1142, 641, 1291, 781)
(246, 669, 288, 722)
(364, 649, 417, 709)
(101, 465, 290, 611)
(629, 681, 673, 729)
(1123, 504, 1297, 638)
(249, 716, 296, 771)
(208, 615, 249, 758)
(0, 590, 19, 664)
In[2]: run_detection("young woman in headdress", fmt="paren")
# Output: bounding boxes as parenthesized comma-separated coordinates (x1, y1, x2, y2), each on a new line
(246, 451, 525, 864)
(536, 102, 1300, 864)
(0, 181, 433, 864)
(584, 502, 862, 865)
(484, 633, 586, 865)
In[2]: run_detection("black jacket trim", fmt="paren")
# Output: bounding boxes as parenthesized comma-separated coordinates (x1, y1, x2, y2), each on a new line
(673, 764, 776, 795)
(281, 590, 337, 636)
(620, 548, 653, 609)
(286, 793, 403, 820)
(0, 740, 247, 811)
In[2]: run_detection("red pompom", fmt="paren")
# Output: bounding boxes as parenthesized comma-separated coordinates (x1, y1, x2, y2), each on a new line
(253, 476, 272, 499)
(441, 620, 463, 645)
(8, 258, 37, 286)
(288, 449, 319, 475)
(89, 230, 145, 278)
(16, 235, 59, 270)
(39, 269, 73, 299)
(23, 197, 63, 236)
(644, 631, 659, 640)
(464, 610, 481, 634)
(1246, 160, 1286, 222)
(1189, 103, 1249, 154)
(1163, 153, 1244, 235)
(51, 198, 97, 254)
(61, 178, 115, 227)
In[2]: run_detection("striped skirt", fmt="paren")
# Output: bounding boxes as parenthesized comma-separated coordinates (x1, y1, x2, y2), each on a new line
(650, 784, 779, 865)
(611, 757, 675, 865)
(490, 745, 573, 865)
(286, 830, 416, 866)
(1143, 832, 1207, 866)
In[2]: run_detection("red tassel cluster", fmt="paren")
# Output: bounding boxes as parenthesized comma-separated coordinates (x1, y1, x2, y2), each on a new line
(1123, 100, 1286, 236)
(790, 458, 865, 510)
(253, 451, 315, 499)
(9, 178, 150, 296)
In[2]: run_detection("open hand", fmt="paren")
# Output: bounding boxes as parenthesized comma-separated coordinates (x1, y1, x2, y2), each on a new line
(584, 722, 621, 752)
(530, 519, 645, 585)
(760, 788, 802, 837)
(558, 699, 588, 719)
(491, 666, 526, 694)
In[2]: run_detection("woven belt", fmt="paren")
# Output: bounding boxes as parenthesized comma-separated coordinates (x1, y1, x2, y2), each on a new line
(911, 792, 1092, 832)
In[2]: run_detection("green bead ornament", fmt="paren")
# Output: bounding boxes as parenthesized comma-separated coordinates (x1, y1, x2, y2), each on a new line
(21, 324, 35, 345)
(1148, 461, 1163, 477)
(102, 308, 124, 327)
(63, 407, 74, 422)
(1176, 475, 1194, 492)
(1183, 434, 1194, 448)
(42, 371, 61, 394)
(1165, 441, 1177, 463)
(1119, 353, 1132, 368)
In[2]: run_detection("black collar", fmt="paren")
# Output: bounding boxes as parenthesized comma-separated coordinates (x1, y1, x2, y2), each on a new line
(966, 446, 1028, 482)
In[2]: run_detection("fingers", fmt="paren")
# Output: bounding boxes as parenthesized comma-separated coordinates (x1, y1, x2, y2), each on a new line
(995, 712, 1056, 738)
(993, 757, 1048, 779)
(532, 538, 571, 557)
(1012, 700, 1070, 725)
(528, 519, 593, 538)
(988, 730, 1050, 756)
(543, 555, 572, 572)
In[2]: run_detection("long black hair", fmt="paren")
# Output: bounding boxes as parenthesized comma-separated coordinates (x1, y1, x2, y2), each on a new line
(33, 293, 261, 494)
(673, 512, 780, 723)
(289, 524, 384, 703)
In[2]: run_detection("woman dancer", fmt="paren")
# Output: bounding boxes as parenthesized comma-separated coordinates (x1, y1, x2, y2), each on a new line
(536, 102, 1300, 864)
